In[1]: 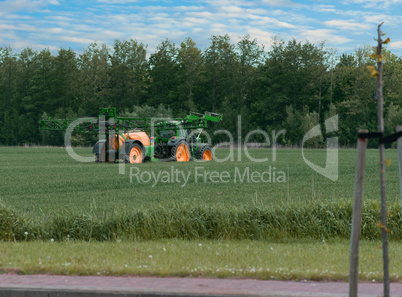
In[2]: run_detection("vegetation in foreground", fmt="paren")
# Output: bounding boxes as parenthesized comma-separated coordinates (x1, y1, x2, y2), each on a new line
(1, 197, 402, 242)
(0, 239, 401, 282)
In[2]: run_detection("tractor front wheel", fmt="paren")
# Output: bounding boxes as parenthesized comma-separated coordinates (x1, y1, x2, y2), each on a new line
(196, 146, 213, 161)
(125, 143, 144, 164)
(171, 141, 190, 162)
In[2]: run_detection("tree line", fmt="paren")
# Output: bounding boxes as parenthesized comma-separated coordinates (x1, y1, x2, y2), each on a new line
(0, 34, 401, 147)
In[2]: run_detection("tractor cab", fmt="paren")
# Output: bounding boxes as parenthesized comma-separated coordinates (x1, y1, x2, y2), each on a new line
(158, 129, 176, 139)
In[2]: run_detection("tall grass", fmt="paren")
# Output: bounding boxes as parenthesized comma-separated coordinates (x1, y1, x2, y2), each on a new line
(2, 199, 401, 241)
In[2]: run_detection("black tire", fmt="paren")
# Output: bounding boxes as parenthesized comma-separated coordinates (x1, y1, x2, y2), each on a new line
(95, 147, 105, 162)
(125, 143, 144, 164)
(196, 145, 213, 161)
(154, 143, 164, 159)
(170, 140, 190, 162)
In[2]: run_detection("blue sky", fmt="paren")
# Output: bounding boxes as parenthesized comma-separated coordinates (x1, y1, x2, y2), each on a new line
(0, 0, 401, 56)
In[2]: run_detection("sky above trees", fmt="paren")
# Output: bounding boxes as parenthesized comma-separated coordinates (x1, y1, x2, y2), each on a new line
(0, 0, 401, 56)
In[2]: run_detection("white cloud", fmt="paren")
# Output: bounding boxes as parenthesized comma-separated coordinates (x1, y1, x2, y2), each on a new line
(342, 0, 402, 8)
(245, 28, 276, 48)
(261, 0, 303, 7)
(203, 0, 252, 7)
(224, 5, 245, 15)
(55, 36, 94, 45)
(185, 11, 215, 20)
(0, 0, 59, 13)
(249, 15, 296, 29)
(0, 0, 401, 57)
(97, 0, 139, 3)
(325, 20, 371, 31)
(46, 15, 76, 22)
(313, 5, 337, 13)
(362, 14, 402, 28)
(46, 27, 66, 34)
(0, 23, 38, 32)
(300, 29, 352, 44)
(0, 0, 39, 13)
(389, 40, 402, 49)
(182, 17, 210, 25)
(10, 40, 58, 51)
(246, 8, 270, 15)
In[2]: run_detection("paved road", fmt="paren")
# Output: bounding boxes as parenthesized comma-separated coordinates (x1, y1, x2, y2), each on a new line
(0, 275, 402, 297)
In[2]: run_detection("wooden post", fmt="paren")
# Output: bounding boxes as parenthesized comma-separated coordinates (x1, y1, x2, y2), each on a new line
(397, 126, 402, 223)
(376, 24, 390, 297)
(349, 129, 368, 297)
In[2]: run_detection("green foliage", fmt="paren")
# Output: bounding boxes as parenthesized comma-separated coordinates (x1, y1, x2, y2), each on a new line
(385, 103, 402, 147)
(203, 34, 237, 112)
(70, 134, 91, 146)
(119, 104, 173, 118)
(148, 39, 179, 107)
(385, 102, 402, 133)
(283, 106, 323, 147)
(110, 39, 148, 109)
(177, 37, 203, 113)
(0, 36, 401, 146)
(78, 43, 111, 111)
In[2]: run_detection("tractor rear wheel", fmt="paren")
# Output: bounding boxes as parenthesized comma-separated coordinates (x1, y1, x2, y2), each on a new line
(171, 141, 190, 162)
(196, 145, 213, 161)
(125, 143, 144, 164)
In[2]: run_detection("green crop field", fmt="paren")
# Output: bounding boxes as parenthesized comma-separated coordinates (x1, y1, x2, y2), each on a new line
(0, 146, 401, 241)
(1, 146, 402, 280)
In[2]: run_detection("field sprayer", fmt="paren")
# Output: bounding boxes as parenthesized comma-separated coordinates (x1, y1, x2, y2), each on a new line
(39, 107, 223, 163)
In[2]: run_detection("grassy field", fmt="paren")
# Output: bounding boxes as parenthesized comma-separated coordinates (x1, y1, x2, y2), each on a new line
(0, 147, 401, 241)
(1, 239, 402, 281)
(1, 146, 400, 214)
(1, 146, 402, 280)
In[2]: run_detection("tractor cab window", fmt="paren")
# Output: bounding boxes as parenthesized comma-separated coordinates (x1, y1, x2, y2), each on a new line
(158, 130, 176, 138)
(178, 129, 188, 138)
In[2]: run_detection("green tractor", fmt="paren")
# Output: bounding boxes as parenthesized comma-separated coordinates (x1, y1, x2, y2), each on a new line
(150, 118, 214, 162)
(39, 108, 222, 163)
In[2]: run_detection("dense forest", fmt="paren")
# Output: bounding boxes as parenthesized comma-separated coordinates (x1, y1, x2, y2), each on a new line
(0, 34, 401, 147)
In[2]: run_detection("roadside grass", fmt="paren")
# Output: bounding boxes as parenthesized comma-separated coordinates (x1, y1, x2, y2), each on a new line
(0, 239, 401, 282)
